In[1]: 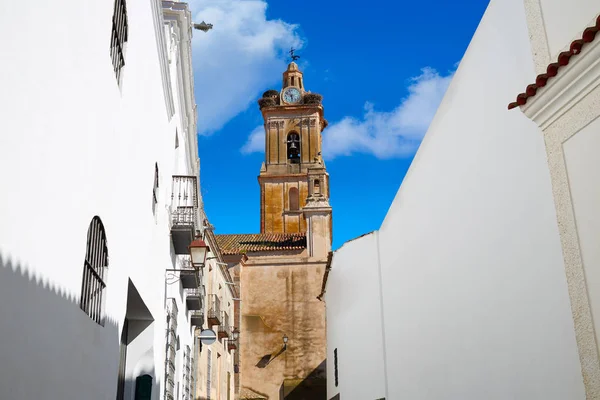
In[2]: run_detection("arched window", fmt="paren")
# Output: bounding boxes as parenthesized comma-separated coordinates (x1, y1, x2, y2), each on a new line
(80, 216, 108, 325)
(289, 187, 299, 211)
(287, 132, 300, 164)
(314, 179, 321, 195)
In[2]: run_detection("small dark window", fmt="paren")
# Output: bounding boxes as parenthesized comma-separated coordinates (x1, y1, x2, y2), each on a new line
(110, 0, 129, 83)
(314, 179, 320, 195)
(80, 216, 108, 325)
(289, 187, 299, 211)
(291, 76, 295, 86)
(135, 374, 153, 400)
(334, 348, 339, 387)
(299, 77, 302, 88)
(175, 130, 179, 149)
(152, 163, 159, 216)
(287, 132, 300, 164)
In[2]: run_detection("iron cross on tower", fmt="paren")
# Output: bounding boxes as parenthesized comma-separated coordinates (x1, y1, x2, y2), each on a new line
(289, 48, 300, 62)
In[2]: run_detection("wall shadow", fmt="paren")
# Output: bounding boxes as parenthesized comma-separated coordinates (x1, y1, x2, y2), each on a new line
(0, 251, 121, 399)
(279, 359, 327, 400)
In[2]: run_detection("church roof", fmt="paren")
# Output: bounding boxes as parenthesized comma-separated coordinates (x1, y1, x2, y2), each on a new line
(215, 233, 307, 255)
(508, 15, 599, 110)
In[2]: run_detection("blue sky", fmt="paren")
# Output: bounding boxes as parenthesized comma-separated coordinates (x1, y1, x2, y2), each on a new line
(188, 0, 489, 249)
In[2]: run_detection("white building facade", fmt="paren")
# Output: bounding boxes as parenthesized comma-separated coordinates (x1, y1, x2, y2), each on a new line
(0, 1, 234, 399)
(324, 0, 599, 399)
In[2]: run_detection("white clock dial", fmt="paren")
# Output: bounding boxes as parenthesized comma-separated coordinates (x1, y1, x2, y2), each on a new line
(283, 87, 301, 104)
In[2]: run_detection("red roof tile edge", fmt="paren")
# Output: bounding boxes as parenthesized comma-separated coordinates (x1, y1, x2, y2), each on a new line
(508, 16, 600, 110)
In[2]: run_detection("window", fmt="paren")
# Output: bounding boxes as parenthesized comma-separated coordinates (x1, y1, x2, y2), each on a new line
(175, 130, 179, 149)
(314, 179, 321, 195)
(110, 0, 128, 83)
(334, 348, 339, 387)
(289, 187, 299, 211)
(80, 216, 108, 325)
(153, 163, 159, 216)
(287, 132, 300, 164)
(291, 76, 295, 86)
(299, 77, 302, 88)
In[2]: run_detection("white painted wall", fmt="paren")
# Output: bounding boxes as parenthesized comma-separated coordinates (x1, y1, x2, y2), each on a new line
(563, 114, 600, 358)
(325, 232, 386, 400)
(0, 1, 201, 399)
(326, 0, 587, 398)
(539, 0, 599, 59)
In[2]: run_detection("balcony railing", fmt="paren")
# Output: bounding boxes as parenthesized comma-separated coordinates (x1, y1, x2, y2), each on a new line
(178, 256, 201, 289)
(170, 176, 199, 254)
(190, 310, 204, 327)
(218, 312, 230, 339)
(227, 337, 238, 351)
(185, 287, 203, 311)
(207, 294, 221, 326)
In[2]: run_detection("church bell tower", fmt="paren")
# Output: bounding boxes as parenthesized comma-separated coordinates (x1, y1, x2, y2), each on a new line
(257, 61, 332, 256)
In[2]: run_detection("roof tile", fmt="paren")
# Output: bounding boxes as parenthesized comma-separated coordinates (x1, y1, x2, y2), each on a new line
(508, 16, 600, 110)
(215, 233, 306, 255)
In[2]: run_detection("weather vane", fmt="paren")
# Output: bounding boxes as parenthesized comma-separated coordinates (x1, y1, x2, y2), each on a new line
(289, 47, 300, 62)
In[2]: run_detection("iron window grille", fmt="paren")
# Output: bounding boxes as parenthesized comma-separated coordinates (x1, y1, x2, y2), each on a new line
(110, 0, 128, 83)
(334, 348, 339, 387)
(153, 163, 159, 216)
(79, 216, 108, 325)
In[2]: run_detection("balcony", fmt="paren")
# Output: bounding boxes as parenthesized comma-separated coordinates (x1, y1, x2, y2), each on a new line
(207, 294, 221, 326)
(170, 176, 199, 254)
(185, 287, 203, 310)
(227, 337, 238, 351)
(179, 256, 201, 289)
(190, 310, 204, 327)
(218, 312, 230, 339)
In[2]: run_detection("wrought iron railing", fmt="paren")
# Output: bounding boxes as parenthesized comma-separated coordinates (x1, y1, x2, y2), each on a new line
(165, 299, 178, 400)
(170, 175, 199, 228)
(185, 287, 202, 297)
(190, 310, 204, 326)
(218, 312, 230, 334)
(208, 294, 221, 320)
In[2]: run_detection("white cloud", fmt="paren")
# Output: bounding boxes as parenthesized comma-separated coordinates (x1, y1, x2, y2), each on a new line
(240, 125, 265, 154)
(188, 0, 302, 135)
(322, 67, 454, 160)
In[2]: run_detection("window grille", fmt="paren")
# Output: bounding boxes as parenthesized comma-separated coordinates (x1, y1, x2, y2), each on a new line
(153, 163, 159, 216)
(334, 348, 339, 387)
(164, 299, 178, 400)
(110, 0, 128, 83)
(183, 345, 191, 400)
(79, 216, 108, 325)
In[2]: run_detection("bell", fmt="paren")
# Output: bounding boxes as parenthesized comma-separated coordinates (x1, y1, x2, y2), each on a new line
(289, 142, 298, 150)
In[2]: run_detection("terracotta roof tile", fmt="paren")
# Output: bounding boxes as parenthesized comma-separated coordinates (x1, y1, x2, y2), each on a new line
(215, 233, 306, 255)
(508, 16, 600, 110)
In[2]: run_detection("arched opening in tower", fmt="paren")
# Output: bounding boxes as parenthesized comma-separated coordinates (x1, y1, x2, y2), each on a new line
(287, 132, 300, 164)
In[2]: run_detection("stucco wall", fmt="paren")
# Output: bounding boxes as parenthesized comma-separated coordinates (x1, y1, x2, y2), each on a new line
(374, 0, 585, 398)
(324, 0, 588, 398)
(240, 258, 327, 399)
(563, 115, 600, 359)
(325, 232, 386, 400)
(538, 0, 599, 59)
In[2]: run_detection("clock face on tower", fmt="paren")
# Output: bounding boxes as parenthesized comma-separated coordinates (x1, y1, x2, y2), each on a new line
(282, 87, 301, 104)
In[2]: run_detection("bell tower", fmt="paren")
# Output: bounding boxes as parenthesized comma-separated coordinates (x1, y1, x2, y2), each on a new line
(257, 62, 332, 254)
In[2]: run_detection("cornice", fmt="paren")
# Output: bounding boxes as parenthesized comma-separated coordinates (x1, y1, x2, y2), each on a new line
(151, 0, 175, 118)
(162, 2, 199, 175)
(522, 37, 600, 130)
